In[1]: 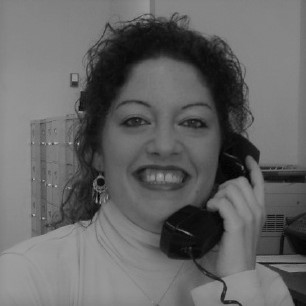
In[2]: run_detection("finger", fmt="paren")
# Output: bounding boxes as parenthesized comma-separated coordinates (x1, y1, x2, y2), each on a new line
(214, 182, 253, 222)
(218, 176, 263, 220)
(207, 197, 244, 233)
(245, 155, 265, 206)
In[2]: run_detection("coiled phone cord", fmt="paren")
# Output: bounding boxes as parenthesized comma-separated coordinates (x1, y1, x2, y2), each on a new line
(188, 249, 243, 306)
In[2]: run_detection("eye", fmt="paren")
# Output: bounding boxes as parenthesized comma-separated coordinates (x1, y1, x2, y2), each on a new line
(180, 118, 207, 129)
(122, 116, 150, 127)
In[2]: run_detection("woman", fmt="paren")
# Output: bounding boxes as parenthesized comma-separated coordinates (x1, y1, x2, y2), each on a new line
(0, 14, 294, 306)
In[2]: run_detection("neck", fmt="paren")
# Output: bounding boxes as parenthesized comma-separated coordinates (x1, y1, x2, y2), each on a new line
(95, 201, 182, 271)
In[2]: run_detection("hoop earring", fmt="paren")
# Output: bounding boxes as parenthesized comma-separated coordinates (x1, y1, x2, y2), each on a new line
(92, 173, 109, 205)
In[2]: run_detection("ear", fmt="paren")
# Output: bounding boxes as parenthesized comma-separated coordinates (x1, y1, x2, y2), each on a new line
(92, 151, 104, 172)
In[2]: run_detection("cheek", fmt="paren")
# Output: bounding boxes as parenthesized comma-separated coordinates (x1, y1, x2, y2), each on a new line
(193, 161, 219, 207)
(192, 139, 221, 200)
(198, 155, 219, 187)
(101, 131, 139, 184)
(194, 133, 221, 170)
(101, 147, 129, 204)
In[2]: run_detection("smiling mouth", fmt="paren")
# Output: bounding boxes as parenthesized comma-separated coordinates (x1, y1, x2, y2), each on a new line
(135, 167, 188, 186)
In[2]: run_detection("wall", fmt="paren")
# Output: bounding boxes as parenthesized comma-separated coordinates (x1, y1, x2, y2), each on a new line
(110, 0, 151, 20)
(155, 0, 302, 165)
(299, 1, 306, 165)
(0, 0, 112, 252)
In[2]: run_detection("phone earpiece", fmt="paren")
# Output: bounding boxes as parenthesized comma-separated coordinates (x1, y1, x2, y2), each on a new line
(216, 134, 260, 184)
(216, 152, 247, 184)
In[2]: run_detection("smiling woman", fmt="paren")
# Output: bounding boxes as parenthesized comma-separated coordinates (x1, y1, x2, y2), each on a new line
(0, 13, 294, 306)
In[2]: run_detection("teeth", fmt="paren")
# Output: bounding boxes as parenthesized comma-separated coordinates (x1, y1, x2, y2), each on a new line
(141, 169, 184, 184)
(156, 172, 164, 183)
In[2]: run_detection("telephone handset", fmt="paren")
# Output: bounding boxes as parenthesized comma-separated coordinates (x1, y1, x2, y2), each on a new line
(160, 134, 260, 260)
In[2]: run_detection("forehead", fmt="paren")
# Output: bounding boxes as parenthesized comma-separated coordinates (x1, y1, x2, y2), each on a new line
(112, 56, 215, 110)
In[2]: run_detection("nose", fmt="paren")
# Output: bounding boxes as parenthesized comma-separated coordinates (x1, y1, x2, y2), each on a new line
(146, 125, 183, 158)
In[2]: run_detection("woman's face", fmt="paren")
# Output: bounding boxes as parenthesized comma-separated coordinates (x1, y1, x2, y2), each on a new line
(96, 57, 222, 233)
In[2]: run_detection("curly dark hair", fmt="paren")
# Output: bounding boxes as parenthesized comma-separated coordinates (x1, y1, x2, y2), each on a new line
(60, 13, 253, 224)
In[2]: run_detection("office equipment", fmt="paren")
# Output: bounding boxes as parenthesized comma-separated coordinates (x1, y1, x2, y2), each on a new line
(257, 254, 306, 264)
(257, 182, 306, 255)
(270, 263, 306, 273)
(261, 164, 306, 183)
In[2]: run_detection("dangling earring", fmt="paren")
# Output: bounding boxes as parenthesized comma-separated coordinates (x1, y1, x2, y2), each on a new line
(92, 173, 109, 205)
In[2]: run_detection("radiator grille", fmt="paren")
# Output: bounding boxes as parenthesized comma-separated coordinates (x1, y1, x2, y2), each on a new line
(262, 214, 285, 233)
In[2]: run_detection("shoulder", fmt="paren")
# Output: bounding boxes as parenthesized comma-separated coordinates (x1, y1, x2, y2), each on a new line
(255, 263, 290, 292)
(2, 224, 78, 254)
(255, 263, 285, 284)
(191, 264, 294, 306)
(0, 221, 96, 298)
(0, 223, 92, 306)
(255, 263, 295, 305)
(4, 224, 73, 250)
(0, 221, 93, 269)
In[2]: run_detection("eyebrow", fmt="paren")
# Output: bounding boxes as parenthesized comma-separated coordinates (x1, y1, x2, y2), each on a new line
(181, 102, 214, 111)
(115, 100, 151, 110)
(115, 100, 213, 111)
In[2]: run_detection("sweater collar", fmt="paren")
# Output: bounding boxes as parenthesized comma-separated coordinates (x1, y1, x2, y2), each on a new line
(95, 201, 183, 271)
(101, 200, 160, 248)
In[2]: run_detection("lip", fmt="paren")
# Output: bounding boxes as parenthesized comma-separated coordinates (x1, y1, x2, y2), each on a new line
(133, 165, 190, 191)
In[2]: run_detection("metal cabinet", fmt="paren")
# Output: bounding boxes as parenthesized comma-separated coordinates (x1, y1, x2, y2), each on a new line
(30, 115, 78, 236)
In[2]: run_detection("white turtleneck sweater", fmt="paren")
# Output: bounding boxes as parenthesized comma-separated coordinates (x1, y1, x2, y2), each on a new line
(0, 202, 294, 306)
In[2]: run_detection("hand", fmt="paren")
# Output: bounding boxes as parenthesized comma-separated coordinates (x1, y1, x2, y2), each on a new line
(204, 155, 265, 278)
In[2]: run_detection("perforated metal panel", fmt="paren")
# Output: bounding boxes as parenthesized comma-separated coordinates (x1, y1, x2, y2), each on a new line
(262, 214, 285, 233)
